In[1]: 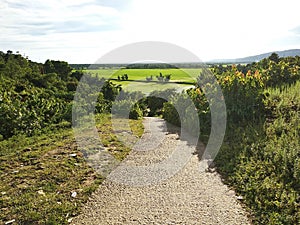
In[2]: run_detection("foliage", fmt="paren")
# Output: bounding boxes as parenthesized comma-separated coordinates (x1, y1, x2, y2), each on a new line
(163, 65, 265, 135)
(211, 55, 300, 88)
(215, 81, 300, 224)
(162, 55, 300, 224)
(217, 65, 265, 123)
(111, 100, 143, 120)
(101, 80, 122, 101)
(145, 89, 177, 116)
(44, 59, 72, 81)
(2, 50, 300, 224)
(0, 89, 70, 138)
(210, 62, 300, 224)
(162, 101, 180, 126)
(156, 72, 171, 82)
(0, 51, 75, 139)
(129, 104, 143, 120)
(162, 93, 200, 135)
(0, 51, 139, 139)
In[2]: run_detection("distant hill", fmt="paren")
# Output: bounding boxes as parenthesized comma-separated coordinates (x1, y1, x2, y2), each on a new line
(210, 49, 300, 64)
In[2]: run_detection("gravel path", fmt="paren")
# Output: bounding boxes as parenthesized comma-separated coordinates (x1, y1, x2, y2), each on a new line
(72, 117, 251, 225)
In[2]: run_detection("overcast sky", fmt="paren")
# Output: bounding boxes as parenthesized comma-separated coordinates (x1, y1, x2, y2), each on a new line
(1, 0, 300, 63)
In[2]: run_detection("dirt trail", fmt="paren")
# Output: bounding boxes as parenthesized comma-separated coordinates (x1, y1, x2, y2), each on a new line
(72, 117, 251, 224)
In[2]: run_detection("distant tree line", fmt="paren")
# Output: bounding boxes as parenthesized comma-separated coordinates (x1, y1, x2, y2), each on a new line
(70, 63, 208, 70)
(126, 63, 178, 69)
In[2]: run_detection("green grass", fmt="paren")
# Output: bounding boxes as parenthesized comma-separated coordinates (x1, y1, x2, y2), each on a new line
(84, 68, 201, 92)
(0, 114, 144, 224)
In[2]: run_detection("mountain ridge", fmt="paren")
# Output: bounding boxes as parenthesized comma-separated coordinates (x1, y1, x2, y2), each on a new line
(210, 49, 300, 63)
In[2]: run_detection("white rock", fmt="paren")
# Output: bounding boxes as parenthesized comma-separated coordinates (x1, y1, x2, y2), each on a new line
(237, 195, 244, 200)
(5, 219, 15, 224)
(37, 190, 46, 196)
(71, 191, 77, 198)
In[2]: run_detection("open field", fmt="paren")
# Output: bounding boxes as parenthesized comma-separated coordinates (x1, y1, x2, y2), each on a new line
(84, 68, 201, 92)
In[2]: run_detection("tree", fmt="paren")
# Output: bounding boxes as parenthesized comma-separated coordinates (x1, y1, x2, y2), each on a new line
(156, 72, 164, 82)
(71, 70, 83, 81)
(269, 53, 280, 63)
(101, 81, 122, 101)
(44, 60, 55, 73)
(44, 60, 72, 81)
(52, 60, 72, 81)
(165, 74, 171, 82)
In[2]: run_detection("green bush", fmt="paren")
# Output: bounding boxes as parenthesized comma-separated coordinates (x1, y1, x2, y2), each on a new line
(129, 104, 143, 120)
(163, 61, 300, 224)
(162, 102, 180, 126)
(215, 81, 300, 225)
(0, 89, 70, 138)
(111, 100, 143, 120)
(146, 89, 177, 116)
(162, 93, 201, 136)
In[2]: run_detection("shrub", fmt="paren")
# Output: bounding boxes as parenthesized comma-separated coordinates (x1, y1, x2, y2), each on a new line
(146, 89, 177, 116)
(162, 102, 180, 126)
(215, 81, 300, 225)
(163, 93, 200, 135)
(111, 100, 143, 120)
(129, 104, 143, 120)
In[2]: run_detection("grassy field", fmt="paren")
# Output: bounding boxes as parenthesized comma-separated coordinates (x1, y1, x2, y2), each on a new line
(0, 114, 144, 224)
(84, 68, 201, 92)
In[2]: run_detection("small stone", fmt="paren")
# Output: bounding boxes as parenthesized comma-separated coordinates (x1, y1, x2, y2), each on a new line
(69, 153, 77, 157)
(237, 195, 244, 200)
(226, 190, 235, 196)
(37, 190, 46, 196)
(71, 191, 77, 198)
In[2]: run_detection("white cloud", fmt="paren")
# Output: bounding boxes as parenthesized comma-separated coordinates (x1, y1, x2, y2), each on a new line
(1, 0, 120, 34)
(0, 0, 125, 62)
(1, 0, 300, 63)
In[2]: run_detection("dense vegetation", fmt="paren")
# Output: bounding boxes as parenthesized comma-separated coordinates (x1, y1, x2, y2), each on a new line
(219, 81, 300, 224)
(0, 51, 74, 139)
(162, 53, 300, 224)
(0, 51, 144, 224)
(0, 50, 299, 224)
(0, 50, 147, 139)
